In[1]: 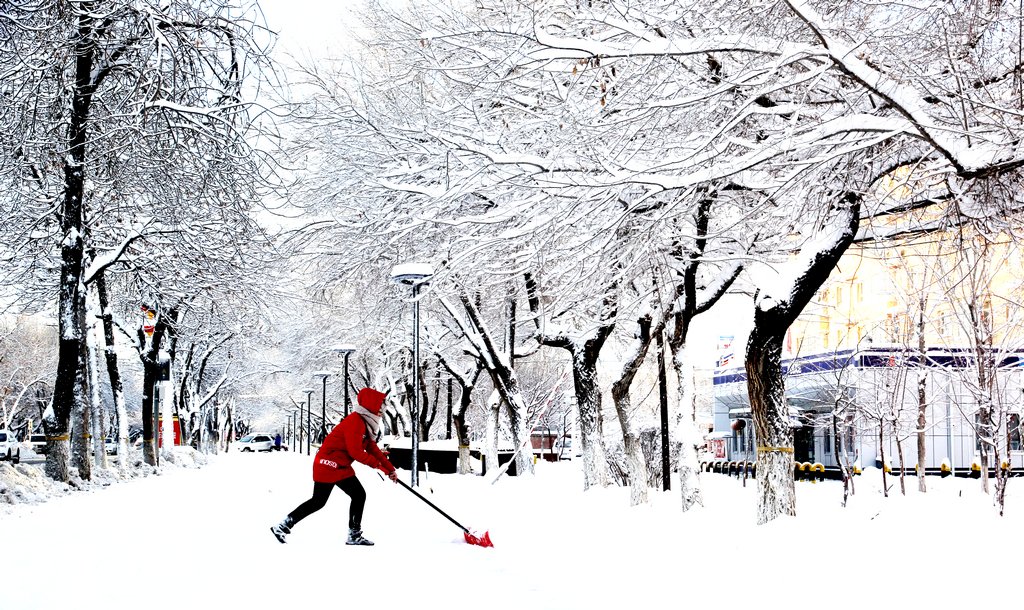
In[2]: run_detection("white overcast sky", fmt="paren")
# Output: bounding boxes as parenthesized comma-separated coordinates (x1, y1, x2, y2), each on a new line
(256, 1, 350, 63)
(256, 0, 392, 62)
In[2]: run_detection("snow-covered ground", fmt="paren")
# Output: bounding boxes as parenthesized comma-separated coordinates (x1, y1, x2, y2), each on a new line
(1, 449, 1020, 609)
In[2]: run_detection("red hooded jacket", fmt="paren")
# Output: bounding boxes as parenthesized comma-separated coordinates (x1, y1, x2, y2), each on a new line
(312, 388, 396, 483)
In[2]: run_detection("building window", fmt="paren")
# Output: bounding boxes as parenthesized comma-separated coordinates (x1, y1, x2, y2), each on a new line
(733, 433, 739, 452)
(824, 429, 831, 454)
(835, 286, 843, 304)
(856, 282, 864, 303)
(1009, 413, 1022, 452)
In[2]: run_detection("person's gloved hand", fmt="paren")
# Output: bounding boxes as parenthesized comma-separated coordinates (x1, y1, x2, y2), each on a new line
(387, 470, 398, 482)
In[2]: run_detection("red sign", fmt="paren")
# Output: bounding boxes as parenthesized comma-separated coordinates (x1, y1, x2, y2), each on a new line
(157, 416, 182, 447)
(710, 439, 726, 459)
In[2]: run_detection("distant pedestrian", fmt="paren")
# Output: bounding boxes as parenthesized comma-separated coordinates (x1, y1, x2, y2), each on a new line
(274, 433, 282, 451)
(270, 388, 397, 546)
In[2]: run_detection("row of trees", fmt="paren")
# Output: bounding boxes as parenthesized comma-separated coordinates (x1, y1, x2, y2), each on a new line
(277, 0, 1024, 523)
(0, 1, 282, 479)
(3, 1, 1023, 526)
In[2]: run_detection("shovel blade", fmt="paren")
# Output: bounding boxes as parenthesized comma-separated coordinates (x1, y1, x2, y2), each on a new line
(464, 530, 494, 548)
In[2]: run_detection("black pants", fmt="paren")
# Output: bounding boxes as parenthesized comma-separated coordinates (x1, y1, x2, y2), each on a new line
(287, 477, 366, 531)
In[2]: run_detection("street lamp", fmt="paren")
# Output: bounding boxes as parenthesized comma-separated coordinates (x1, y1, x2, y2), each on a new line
(296, 401, 306, 453)
(313, 371, 331, 442)
(291, 409, 299, 452)
(391, 262, 434, 487)
(332, 344, 356, 417)
(302, 388, 315, 455)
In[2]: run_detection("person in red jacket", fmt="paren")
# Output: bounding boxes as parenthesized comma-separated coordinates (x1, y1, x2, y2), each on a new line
(271, 387, 397, 546)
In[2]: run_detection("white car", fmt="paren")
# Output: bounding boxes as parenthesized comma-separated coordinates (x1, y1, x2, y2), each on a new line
(104, 437, 117, 455)
(0, 430, 21, 464)
(236, 434, 274, 452)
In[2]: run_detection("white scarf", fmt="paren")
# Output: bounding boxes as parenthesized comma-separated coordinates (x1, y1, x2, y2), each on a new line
(354, 405, 381, 440)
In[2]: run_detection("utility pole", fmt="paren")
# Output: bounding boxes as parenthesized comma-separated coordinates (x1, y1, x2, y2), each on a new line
(657, 330, 671, 491)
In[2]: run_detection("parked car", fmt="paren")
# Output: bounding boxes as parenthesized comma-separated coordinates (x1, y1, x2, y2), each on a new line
(555, 436, 579, 460)
(236, 434, 274, 452)
(104, 437, 117, 455)
(0, 430, 21, 464)
(29, 433, 47, 455)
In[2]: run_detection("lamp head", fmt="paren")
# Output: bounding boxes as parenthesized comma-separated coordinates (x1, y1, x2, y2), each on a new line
(391, 263, 434, 286)
(332, 343, 356, 355)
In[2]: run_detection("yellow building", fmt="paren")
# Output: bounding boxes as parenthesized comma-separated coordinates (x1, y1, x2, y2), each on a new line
(788, 208, 1024, 358)
(712, 199, 1024, 475)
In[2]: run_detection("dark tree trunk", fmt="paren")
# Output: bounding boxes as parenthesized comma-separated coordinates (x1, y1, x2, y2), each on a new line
(454, 389, 473, 474)
(571, 338, 612, 489)
(663, 195, 742, 511)
(48, 9, 98, 482)
(72, 334, 92, 480)
(746, 317, 796, 521)
(746, 193, 861, 524)
(437, 354, 482, 475)
(95, 269, 128, 461)
(458, 293, 536, 477)
(610, 314, 657, 505)
(524, 275, 616, 488)
(140, 308, 175, 465)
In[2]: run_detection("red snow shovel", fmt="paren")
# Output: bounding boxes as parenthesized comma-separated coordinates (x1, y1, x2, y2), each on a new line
(393, 477, 493, 547)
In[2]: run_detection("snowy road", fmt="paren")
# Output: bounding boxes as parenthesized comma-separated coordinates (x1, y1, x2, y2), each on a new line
(1, 450, 1020, 609)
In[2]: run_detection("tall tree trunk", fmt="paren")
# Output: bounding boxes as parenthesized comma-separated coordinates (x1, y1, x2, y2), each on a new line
(95, 269, 128, 470)
(663, 196, 743, 511)
(834, 415, 850, 507)
(895, 426, 906, 496)
(48, 8, 98, 482)
(746, 193, 860, 524)
(454, 391, 473, 475)
(572, 348, 611, 489)
(436, 352, 482, 475)
(86, 290, 107, 470)
(746, 321, 795, 522)
(523, 275, 616, 489)
(141, 352, 159, 465)
(610, 315, 656, 506)
(485, 390, 500, 476)
(453, 294, 535, 477)
(140, 308, 175, 465)
(502, 296, 532, 477)
(878, 425, 889, 497)
(72, 334, 92, 480)
(671, 343, 703, 511)
(223, 401, 234, 453)
(917, 304, 927, 492)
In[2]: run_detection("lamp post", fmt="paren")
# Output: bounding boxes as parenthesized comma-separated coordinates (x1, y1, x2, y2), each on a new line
(391, 262, 434, 487)
(313, 371, 331, 442)
(292, 409, 299, 452)
(302, 388, 315, 455)
(332, 344, 356, 417)
(296, 401, 306, 453)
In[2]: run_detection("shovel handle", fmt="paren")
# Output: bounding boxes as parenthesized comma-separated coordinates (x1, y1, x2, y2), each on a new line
(393, 477, 471, 534)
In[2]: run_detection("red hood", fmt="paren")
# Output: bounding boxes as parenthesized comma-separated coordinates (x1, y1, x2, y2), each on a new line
(357, 388, 386, 415)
